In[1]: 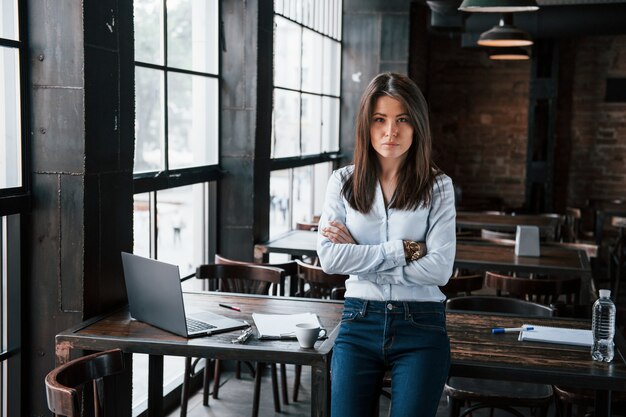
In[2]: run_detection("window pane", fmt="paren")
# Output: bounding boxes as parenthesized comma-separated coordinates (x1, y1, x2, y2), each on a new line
(322, 96, 339, 152)
(156, 184, 207, 281)
(0, 0, 19, 40)
(167, 0, 218, 74)
(270, 170, 291, 238)
(301, 93, 321, 155)
(168, 73, 218, 169)
(274, 0, 284, 15)
(322, 37, 340, 96)
(274, 16, 301, 90)
(301, 29, 322, 93)
(272, 89, 300, 158)
(133, 193, 151, 258)
(314, 162, 333, 215)
(134, 0, 164, 65)
(0, 47, 21, 188)
(132, 354, 189, 415)
(135, 67, 165, 173)
(292, 166, 312, 227)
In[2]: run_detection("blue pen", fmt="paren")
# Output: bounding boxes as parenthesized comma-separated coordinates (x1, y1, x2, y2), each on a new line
(491, 326, 534, 334)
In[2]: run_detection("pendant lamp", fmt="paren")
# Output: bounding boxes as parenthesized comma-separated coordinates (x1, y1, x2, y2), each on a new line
(458, 0, 539, 12)
(489, 47, 530, 60)
(477, 14, 533, 47)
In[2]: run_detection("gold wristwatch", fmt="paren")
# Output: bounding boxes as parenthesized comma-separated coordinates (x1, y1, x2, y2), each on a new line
(403, 240, 422, 263)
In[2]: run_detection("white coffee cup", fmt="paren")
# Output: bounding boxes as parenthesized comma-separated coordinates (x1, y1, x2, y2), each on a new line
(295, 323, 327, 349)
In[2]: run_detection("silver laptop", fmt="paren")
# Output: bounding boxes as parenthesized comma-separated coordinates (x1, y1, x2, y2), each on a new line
(121, 252, 249, 338)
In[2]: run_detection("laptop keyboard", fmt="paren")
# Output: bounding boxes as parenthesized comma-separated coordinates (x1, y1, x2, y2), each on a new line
(186, 317, 217, 333)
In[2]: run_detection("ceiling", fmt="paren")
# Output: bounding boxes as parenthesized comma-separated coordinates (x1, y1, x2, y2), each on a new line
(423, 0, 626, 39)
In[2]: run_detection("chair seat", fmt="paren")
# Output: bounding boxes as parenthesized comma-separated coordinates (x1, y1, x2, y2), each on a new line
(554, 385, 626, 404)
(445, 376, 553, 407)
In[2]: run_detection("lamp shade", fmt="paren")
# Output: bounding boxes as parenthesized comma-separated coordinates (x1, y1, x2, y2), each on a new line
(458, 0, 539, 12)
(477, 15, 533, 47)
(489, 47, 530, 60)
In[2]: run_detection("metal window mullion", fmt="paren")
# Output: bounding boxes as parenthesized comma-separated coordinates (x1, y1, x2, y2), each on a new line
(298, 24, 304, 157)
(288, 169, 294, 229)
(150, 192, 158, 259)
(162, 0, 169, 172)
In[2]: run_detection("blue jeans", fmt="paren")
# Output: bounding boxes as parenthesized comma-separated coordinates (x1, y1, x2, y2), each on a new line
(331, 298, 450, 417)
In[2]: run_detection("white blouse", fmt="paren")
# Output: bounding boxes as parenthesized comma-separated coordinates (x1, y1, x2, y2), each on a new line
(317, 165, 456, 302)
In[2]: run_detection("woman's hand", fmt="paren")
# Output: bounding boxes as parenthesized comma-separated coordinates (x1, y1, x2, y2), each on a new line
(321, 220, 357, 244)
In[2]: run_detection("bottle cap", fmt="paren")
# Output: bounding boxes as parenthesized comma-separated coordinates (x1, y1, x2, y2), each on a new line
(599, 289, 611, 298)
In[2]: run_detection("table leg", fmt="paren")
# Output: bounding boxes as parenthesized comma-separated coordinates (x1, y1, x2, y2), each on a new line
(310, 362, 331, 417)
(148, 355, 164, 417)
(594, 389, 612, 417)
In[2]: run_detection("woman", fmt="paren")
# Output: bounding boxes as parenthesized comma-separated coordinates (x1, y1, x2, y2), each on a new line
(317, 72, 456, 417)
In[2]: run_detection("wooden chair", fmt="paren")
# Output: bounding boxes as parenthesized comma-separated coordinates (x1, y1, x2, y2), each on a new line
(440, 273, 484, 297)
(180, 264, 284, 417)
(295, 221, 320, 266)
(45, 348, 125, 417)
(609, 216, 626, 301)
(295, 259, 348, 300)
(444, 296, 554, 417)
(553, 385, 626, 417)
(484, 271, 581, 307)
(292, 260, 348, 402)
(214, 253, 297, 296)
(213, 254, 297, 404)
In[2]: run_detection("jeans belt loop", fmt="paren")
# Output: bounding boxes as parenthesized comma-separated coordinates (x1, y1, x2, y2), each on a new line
(403, 301, 410, 320)
(361, 300, 368, 317)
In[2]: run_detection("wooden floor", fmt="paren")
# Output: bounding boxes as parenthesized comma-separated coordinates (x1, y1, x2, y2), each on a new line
(165, 363, 546, 417)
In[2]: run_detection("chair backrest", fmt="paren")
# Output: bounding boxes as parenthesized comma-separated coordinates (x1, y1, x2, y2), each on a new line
(295, 259, 348, 300)
(481, 229, 515, 240)
(446, 295, 554, 317)
(46, 349, 125, 417)
(484, 271, 581, 306)
(295, 221, 319, 231)
(196, 263, 284, 295)
(214, 254, 296, 296)
(440, 274, 484, 297)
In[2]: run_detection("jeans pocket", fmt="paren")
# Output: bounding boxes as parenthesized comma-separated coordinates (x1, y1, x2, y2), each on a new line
(340, 309, 361, 323)
(406, 311, 446, 333)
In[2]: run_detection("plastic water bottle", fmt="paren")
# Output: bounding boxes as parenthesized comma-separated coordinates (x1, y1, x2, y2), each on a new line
(591, 289, 616, 362)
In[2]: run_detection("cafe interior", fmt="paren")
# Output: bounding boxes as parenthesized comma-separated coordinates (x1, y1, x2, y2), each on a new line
(2, 0, 626, 416)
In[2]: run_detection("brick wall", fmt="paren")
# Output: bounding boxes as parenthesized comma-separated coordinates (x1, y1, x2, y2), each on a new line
(426, 36, 531, 209)
(424, 34, 626, 212)
(567, 35, 626, 208)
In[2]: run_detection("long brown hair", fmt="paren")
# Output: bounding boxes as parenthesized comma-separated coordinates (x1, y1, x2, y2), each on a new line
(342, 72, 441, 213)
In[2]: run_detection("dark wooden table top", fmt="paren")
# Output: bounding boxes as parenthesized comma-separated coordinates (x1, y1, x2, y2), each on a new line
(55, 293, 626, 417)
(456, 211, 560, 239)
(447, 311, 626, 393)
(255, 230, 319, 259)
(56, 293, 344, 366)
(455, 241, 591, 277)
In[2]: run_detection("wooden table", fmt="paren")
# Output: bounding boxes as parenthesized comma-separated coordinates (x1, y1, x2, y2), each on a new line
(55, 293, 344, 417)
(447, 312, 626, 417)
(255, 230, 318, 261)
(55, 292, 626, 417)
(257, 231, 590, 278)
(456, 211, 561, 240)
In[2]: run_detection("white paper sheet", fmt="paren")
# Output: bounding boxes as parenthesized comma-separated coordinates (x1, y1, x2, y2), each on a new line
(518, 324, 593, 347)
(252, 312, 322, 339)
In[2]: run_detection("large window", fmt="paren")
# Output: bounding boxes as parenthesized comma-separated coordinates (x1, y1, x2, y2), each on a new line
(133, 0, 220, 413)
(271, 0, 342, 234)
(0, 1, 27, 415)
